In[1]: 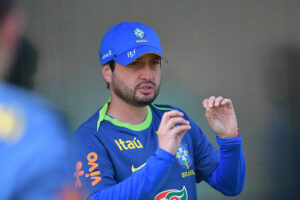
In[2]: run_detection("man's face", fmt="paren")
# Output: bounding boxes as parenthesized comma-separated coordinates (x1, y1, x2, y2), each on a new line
(110, 53, 161, 107)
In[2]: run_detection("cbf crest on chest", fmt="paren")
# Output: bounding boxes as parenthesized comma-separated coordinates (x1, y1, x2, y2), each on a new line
(176, 144, 192, 169)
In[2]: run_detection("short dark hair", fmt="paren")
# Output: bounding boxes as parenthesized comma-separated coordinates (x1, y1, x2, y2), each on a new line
(0, 0, 17, 24)
(106, 60, 115, 89)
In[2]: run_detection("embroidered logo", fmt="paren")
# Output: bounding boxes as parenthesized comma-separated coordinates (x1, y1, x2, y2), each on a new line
(181, 169, 195, 178)
(155, 186, 188, 200)
(127, 49, 136, 58)
(101, 49, 112, 60)
(134, 28, 144, 39)
(176, 144, 191, 169)
(131, 162, 146, 173)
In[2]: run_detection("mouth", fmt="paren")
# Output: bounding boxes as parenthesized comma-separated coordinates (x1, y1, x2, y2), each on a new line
(136, 82, 155, 95)
(140, 85, 152, 90)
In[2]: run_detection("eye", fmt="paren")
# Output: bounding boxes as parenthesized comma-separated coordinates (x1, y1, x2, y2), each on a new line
(152, 60, 161, 65)
(129, 61, 139, 66)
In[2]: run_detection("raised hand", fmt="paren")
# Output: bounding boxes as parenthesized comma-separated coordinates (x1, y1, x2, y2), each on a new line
(157, 110, 191, 155)
(202, 96, 238, 138)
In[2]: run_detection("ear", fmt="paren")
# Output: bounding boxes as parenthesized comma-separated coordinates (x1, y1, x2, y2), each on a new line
(0, 10, 23, 79)
(0, 10, 23, 53)
(102, 64, 112, 85)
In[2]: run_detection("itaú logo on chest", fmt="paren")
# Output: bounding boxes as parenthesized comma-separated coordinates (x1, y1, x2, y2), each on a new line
(114, 137, 143, 151)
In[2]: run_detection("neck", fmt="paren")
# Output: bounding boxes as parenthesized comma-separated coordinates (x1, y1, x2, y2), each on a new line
(107, 94, 148, 125)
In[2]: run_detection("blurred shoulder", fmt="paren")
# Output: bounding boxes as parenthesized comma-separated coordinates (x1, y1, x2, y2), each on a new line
(0, 83, 69, 144)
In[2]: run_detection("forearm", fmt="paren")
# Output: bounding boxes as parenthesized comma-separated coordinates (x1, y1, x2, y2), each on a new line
(206, 136, 245, 196)
(89, 148, 175, 200)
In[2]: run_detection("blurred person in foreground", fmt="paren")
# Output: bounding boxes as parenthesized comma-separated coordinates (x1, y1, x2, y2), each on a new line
(72, 22, 246, 199)
(0, 0, 75, 199)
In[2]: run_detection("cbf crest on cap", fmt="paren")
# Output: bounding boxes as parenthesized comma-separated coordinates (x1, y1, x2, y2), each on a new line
(99, 22, 168, 66)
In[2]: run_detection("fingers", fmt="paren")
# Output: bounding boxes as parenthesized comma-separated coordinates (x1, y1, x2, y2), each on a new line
(202, 99, 208, 108)
(202, 96, 216, 109)
(159, 110, 191, 135)
(205, 107, 213, 118)
(171, 124, 191, 137)
(161, 110, 190, 130)
(161, 110, 184, 124)
(207, 96, 215, 108)
(158, 110, 191, 154)
(214, 96, 223, 107)
(166, 117, 190, 130)
(202, 96, 233, 109)
(220, 98, 233, 108)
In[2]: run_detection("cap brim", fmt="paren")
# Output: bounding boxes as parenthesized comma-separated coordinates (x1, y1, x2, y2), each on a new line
(114, 46, 168, 66)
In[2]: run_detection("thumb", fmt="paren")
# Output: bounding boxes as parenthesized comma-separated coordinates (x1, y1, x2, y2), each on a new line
(205, 108, 214, 127)
(205, 107, 213, 118)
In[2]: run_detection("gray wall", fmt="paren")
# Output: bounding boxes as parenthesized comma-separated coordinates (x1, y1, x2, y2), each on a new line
(21, 0, 300, 199)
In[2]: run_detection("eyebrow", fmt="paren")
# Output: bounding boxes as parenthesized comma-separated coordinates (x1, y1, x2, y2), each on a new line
(133, 56, 160, 61)
(152, 56, 161, 61)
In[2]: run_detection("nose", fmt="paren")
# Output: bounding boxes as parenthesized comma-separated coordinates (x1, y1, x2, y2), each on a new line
(140, 63, 154, 80)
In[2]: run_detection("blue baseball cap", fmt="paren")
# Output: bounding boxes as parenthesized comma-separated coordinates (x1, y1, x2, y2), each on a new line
(99, 22, 168, 66)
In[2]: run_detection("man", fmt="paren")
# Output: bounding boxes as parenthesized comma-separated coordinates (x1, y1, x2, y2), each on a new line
(0, 0, 73, 199)
(72, 22, 245, 200)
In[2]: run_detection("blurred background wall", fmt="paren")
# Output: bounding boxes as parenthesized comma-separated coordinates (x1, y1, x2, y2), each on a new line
(18, 0, 300, 199)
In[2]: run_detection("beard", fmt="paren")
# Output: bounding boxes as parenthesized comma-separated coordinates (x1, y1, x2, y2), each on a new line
(111, 74, 160, 107)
